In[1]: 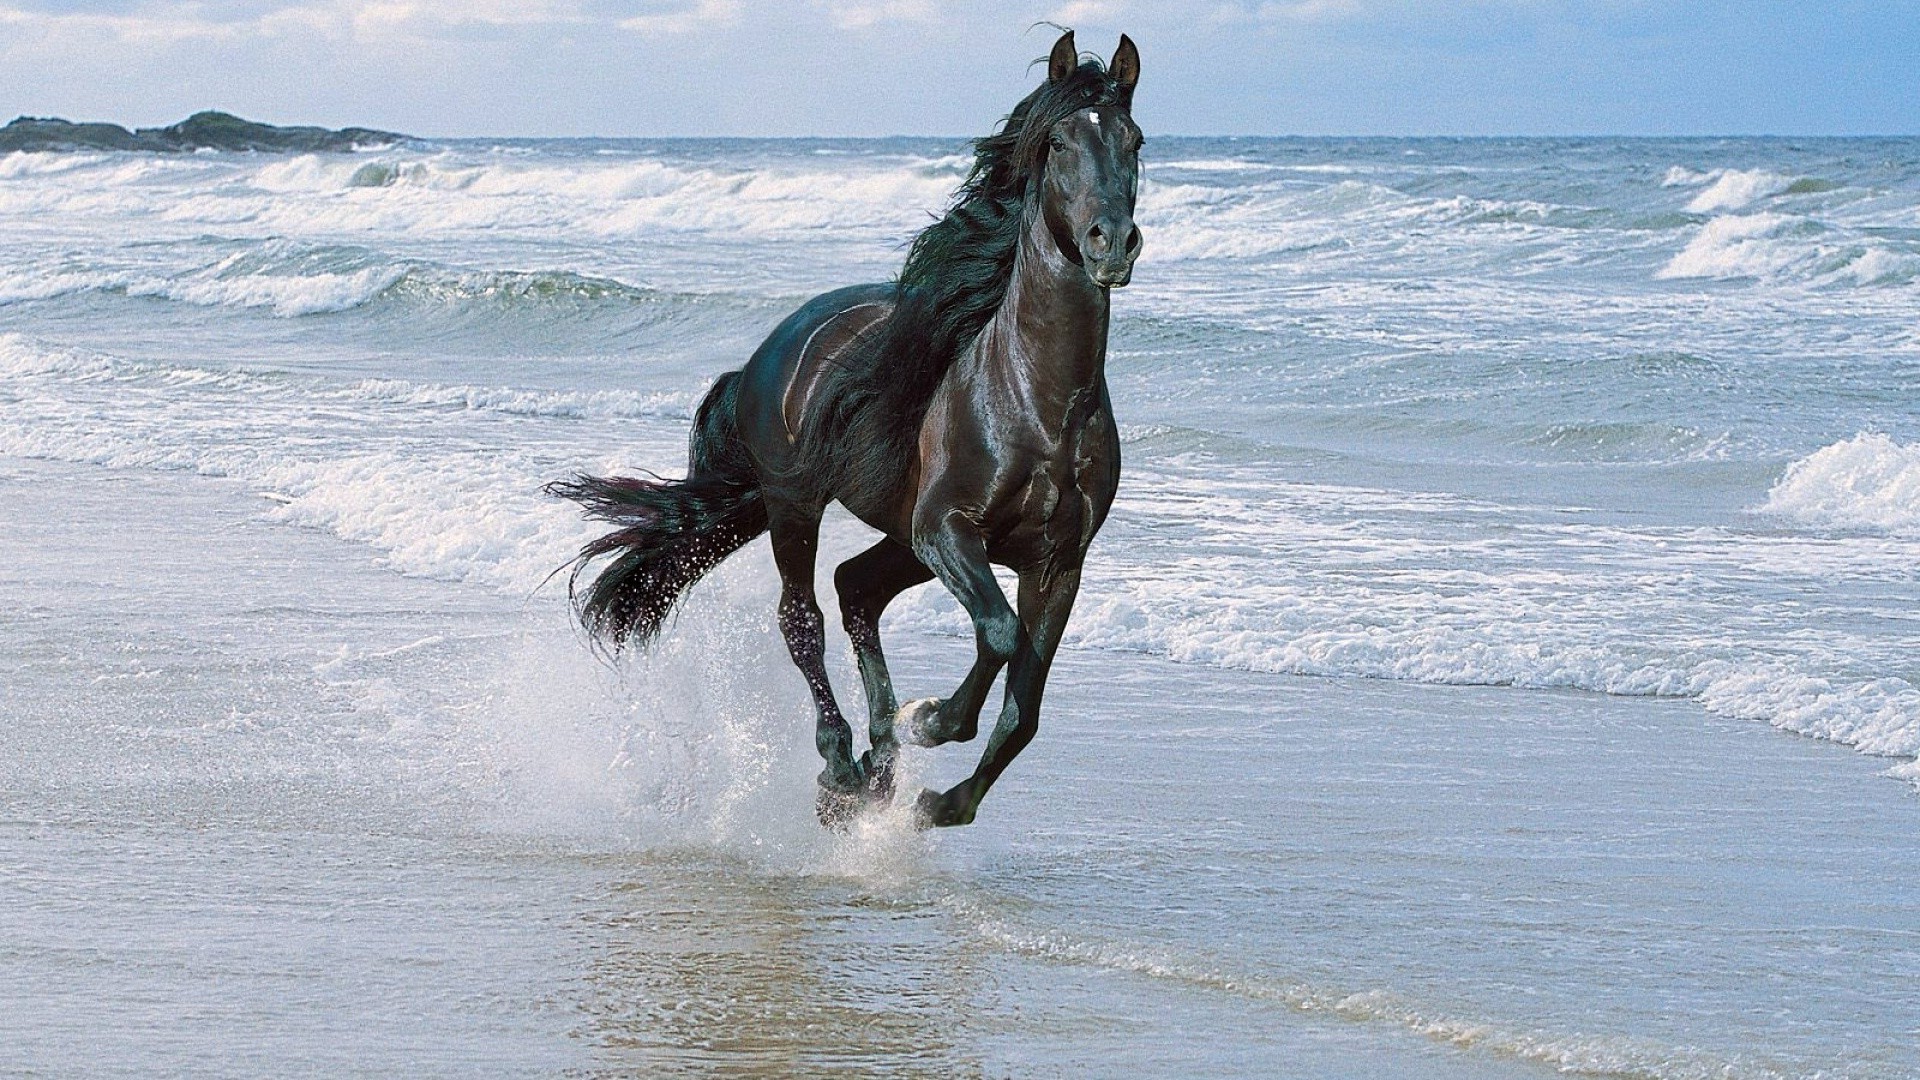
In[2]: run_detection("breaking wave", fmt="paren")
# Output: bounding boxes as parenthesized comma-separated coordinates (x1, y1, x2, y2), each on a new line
(1763, 433, 1920, 535)
(0, 237, 768, 338)
(1657, 213, 1917, 286)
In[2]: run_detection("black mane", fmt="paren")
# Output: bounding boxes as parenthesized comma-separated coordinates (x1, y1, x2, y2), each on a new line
(789, 55, 1132, 494)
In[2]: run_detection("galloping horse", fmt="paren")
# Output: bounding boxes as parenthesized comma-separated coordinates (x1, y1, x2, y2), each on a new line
(551, 30, 1143, 828)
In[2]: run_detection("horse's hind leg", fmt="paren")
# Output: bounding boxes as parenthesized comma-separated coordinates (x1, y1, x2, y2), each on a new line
(834, 538, 934, 783)
(916, 563, 1082, 829)
(767, 505, 871, 812)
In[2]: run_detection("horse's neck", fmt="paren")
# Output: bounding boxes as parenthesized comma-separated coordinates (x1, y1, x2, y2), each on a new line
(976, 200, 1111, 423)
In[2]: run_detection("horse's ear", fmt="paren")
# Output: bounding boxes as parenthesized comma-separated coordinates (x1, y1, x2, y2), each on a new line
(1110, 34, 1140, 98)
(1048, 30, 1077, 84)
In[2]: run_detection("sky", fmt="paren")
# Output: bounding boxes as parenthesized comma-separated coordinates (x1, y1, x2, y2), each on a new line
(0, 1, 1914, 137)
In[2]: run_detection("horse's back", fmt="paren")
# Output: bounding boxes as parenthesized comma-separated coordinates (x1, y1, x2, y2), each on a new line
(736, 283, 895, 474)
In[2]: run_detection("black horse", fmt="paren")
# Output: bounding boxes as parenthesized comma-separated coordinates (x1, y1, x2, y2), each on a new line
(551, 30, 1143, 828)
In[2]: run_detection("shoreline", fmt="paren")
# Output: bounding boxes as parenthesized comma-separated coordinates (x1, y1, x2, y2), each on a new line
(3, 455, 1915, 1078)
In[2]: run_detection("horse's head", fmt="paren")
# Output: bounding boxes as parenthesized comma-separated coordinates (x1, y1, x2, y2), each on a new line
(1038, 32, 1143, 289)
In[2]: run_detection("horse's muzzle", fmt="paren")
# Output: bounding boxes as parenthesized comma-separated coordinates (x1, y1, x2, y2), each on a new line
(1083, 218, 1141, 289)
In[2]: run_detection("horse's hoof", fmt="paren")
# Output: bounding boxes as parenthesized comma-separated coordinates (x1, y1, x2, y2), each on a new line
(911, 788, 976, 830)
(816, 783, 864, 832)
(895, 697, 947, 747)
(815, 761, 894, 832)
(860, 748, 897, 804)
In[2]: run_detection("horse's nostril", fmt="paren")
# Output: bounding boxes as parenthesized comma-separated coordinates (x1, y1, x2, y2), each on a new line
(1086, 223, 1109, 256)
(1124, 226, 1142, 255)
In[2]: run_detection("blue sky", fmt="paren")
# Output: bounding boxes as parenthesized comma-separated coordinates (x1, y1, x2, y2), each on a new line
(0, 1, 1913, 137)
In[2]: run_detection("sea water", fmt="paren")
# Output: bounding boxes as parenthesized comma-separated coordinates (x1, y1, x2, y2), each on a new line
(1, 136, 1916, 1078)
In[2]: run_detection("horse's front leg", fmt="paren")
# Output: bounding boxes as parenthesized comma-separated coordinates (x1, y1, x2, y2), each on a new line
(916, 561, 1082, 828)
(900, 508, 1022, 749)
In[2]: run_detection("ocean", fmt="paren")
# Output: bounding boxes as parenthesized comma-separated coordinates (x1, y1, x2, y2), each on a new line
(2, 135, 1916, 1078)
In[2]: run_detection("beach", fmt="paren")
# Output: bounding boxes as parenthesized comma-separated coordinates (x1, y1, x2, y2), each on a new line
(3, 135, 1918, 1077)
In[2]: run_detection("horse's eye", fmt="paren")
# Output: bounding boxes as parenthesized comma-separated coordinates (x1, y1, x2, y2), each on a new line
(1048, 134, 1066, 152)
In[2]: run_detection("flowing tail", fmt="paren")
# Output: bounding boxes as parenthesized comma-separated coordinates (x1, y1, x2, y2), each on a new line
(547, 372, 767, 649)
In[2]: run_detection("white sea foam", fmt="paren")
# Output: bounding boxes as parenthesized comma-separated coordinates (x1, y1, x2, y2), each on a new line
(0, 233, 711, 320)
(254, 451, 596, 592)
(341, 378, 699, 420)
(0, 334, 701, 423)
(1835, 245, 1919, 286)
(0, 266, 135, 305)
(1683, 168, 1794, 213)
(0, 334, 696, 594)
(1138, 177, 1411, 261)
(1155, 158, 1291, 173)
(1652, 161, 1918, 288)
(225, 151, 962, 241)
(1656, 213, 1801, 280)
(1655, 212, 1917, 286)
(127, 259, 409, 316)
(0, 146, 956, 252)
(1763, 433, 1920, 535)
(885, 469, 1920, 772)
(1662, 165, 1712, 187)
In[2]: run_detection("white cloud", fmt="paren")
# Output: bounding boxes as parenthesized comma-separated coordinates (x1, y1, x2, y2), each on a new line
(619, 0, 744, 35)
(810, 0, 935, 30)
(0, 0, 746, 45)
(0, 3, 252, 43)
(1209, 0, 1369, 22)
(1049, 0, 1126, 25)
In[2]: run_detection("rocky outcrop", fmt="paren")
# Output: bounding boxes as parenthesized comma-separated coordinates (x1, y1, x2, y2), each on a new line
(0, 111, 408, 153)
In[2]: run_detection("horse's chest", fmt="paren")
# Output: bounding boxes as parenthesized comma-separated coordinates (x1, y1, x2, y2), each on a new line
(993, 397, 1115, 563)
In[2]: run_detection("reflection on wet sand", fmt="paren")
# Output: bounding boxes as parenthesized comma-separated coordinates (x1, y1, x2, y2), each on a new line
(569, 855, 989, 1078)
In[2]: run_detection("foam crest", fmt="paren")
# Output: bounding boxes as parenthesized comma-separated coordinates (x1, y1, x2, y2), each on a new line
(0, 149, 111, 178)
(230, 150, 957, 241)
(1657, 213, 1801, 279)
(258, 451, 598, 591)
(1155, 157, 1292, 173)
(0, 265, 136, 305)
(1139, 177, 1411, 261)
(1683, 169, 1794, 213)
(1657, 212, 1918, 285)
(128, 257, 408, 316)
(1762, 433, 1920, 535)
(0, 232, 732, 324)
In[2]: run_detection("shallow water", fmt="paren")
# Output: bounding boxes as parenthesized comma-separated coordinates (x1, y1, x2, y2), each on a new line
(3, 136, 1918, 1077)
